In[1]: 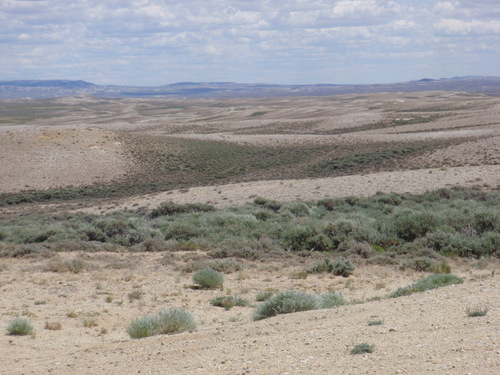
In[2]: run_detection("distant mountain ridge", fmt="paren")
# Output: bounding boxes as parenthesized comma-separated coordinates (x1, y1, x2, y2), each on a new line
(0, 76, 499, 99)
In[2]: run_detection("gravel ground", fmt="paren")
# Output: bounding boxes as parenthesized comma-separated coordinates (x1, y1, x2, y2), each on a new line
(0, 255, 498, 375)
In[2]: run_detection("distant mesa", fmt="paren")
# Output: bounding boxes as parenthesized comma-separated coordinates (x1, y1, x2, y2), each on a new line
(0, 80, 96, 88)
(0, 76, 499, 99)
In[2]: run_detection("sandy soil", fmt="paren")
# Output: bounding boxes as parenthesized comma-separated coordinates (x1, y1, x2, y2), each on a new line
(0, 254, 498, 375)
(0, 127, 134, 193)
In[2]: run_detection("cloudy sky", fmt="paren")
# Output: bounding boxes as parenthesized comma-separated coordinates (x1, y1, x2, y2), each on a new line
(1, 0, 499, 85)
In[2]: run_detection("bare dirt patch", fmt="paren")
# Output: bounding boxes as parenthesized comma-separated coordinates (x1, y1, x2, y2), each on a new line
(0, 127, 135, 193)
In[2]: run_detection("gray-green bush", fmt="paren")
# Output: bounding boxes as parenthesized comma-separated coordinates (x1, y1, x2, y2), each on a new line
(253, 291, 319, 321)
(7, 317, 35, 336)
(351, 343, 375, 355)
(193, 268, 225, 289)
(310, 257, 356, 277)
(389, 274, 464, 298)
(253, 290, 346, 321)
(210, 295, 250, 310)
(127, 308, 196, 339)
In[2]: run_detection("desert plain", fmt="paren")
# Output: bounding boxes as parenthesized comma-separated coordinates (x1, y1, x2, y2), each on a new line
(0, 91, 499, 374)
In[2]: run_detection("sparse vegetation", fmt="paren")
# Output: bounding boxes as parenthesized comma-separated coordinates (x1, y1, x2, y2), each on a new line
(45, 322, 62, 330)
(82, 318, 98, 328)
(43, 258, 95, 274)
(7, 317, 35, 335)
(180, 258, 242, 274)
(351, 343, 375, 355)
(319, 292, 346, 308)
(465, 306, 488, 317)
(256, 289, 279, 301)
(367, 318, 384, 326)
(210, 295, 250, 310)
(310, 257, 356, 277)
(127, 290, 143, 301)
(389, 274, 464, 298)
(127, 308, 196, 339)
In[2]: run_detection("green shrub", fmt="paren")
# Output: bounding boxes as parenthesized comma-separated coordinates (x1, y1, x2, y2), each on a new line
(390, 274, 463, 298)
(209, 258, 243, 273)
(367, 318, 384, 326)
(43, 258, 95, 274)
(350, 343, 375, 355)
(181, 258, 242, 274)
(319, 292, 346, 308)
(210, 295, 249, 310)
(7, 317, 35, 336)
(151, 202, 215, 218)
(309, 258, 334, 273)
(255, 210, 273, 221)
(472, 211, 499, 234)
(392, 210, 442, 241)
(309, 257, 355, 277)
(256, 289, 278, 301)
(253, 197, 281, 212)
(465, 306, 488, 317)
(193, 269, 225, 289)
(155, 308, 196, 334)
(127, 315, 157, 339)
(331, 257, 356, 277)
(127, 308, 196, 339)
(166, 222, 204, 241)
(400, 256, 436, 272)
(132, 237, 167, 252)
(432, 261, 451, 274)
(253, 291, 319, 321)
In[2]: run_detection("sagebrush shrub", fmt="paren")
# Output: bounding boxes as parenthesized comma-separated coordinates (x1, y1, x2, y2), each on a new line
(309, 257, 355, 277)
(351, 343, 374, 355)
(150, 202, 215, 218)
(390, 273, 463, 298)
(155, 308, 196, 335)
(127, 315, 158, 339)
(255, 289, 278, 301)
(331, 257, 356, 277)
(127, 308, 196, 339)
(193, 268, 224, 289)
(392, 210, 442, 241)
(319, 292, 346, 308)
(400, 256, 436, 272)
(210, 295, 249, 310)
(465, 306, 488, 317)
(7, 317, 34, 336)
(253, 291, 319, 321)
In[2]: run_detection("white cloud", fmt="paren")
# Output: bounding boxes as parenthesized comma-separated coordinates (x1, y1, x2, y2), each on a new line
(205, 44, 220, 55)
(435, 18, 500, 35)
(392, 20, 416, 30)
(433, 2, 459, 14)
(0, 1, 499, 84)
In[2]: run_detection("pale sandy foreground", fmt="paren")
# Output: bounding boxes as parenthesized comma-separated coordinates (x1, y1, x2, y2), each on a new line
(0, 255, 498, 375)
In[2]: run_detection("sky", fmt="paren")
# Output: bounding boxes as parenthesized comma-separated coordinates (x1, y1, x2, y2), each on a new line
(1, 0, 499, 86)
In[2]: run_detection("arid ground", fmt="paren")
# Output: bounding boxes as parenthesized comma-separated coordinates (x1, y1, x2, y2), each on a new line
(0, 91, 499, 374)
